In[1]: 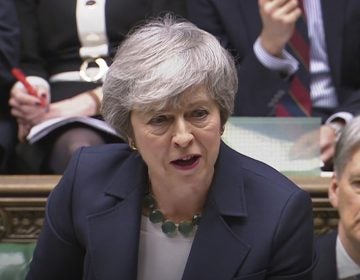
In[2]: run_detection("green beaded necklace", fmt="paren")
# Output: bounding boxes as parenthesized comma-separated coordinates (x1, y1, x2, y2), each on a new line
(143, 193, 202, 237)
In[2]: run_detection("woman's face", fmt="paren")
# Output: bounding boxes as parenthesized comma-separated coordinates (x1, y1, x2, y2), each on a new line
(130, 86, 222, 190)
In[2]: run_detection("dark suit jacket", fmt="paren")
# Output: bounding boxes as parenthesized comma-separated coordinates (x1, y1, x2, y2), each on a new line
(0, 0, 19, 111)
(0, 0, 19, 86)
(27, 142, 315, 279)
(0, 0, 19, 172)
(312, 230, 337, 280)
(186, 0, 360, 121)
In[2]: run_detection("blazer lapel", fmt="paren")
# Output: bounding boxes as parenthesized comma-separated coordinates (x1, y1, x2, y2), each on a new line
(87, 152, 147, 280)
(182, 143, 251, 280)
(85, 144, 251, 279)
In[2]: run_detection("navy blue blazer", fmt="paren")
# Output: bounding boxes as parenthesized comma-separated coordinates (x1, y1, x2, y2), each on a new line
(27, 142, 315, 279)
(312, 230, 337, 280)
(0, 0, 19, 172)
(186, 0, 360, 121)
(0, 0, 19, 85)
(0, 0, 19, 110)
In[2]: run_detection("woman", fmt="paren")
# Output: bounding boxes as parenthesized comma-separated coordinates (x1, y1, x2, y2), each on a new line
(26, 16, 315, 279)
(9, 0, 184, 174)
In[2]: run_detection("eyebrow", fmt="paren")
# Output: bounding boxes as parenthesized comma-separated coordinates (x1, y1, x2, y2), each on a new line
(180, 95, 213, 107)
(148, 98, 212, 113)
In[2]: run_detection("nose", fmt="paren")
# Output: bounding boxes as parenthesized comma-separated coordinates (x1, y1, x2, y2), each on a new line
(172, 118, 193, 148)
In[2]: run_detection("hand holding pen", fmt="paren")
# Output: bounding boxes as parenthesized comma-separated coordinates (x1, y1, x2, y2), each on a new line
(11, 67, 47, 107)
(9, 68, 50, 141)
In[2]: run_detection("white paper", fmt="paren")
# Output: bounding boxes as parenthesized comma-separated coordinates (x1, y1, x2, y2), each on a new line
(26, 116, 118, 144)
(222, 117, 322, 175)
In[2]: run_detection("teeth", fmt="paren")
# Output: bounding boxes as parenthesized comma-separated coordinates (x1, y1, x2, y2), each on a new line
(181, 155, 193, 161)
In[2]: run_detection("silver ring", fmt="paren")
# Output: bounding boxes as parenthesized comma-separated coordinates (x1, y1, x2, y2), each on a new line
(80, 57, 108, 82)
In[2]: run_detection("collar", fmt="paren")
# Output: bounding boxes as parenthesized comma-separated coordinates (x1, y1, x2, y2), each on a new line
(103, 142, 247, 217)
(208, 142, 247, 217)
(336, 235, 360, 279)
(87, 142, 251, 280)
(104, 151, 148, 199)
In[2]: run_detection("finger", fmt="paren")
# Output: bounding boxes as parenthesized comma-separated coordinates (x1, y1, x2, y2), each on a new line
(271, 0, 301, 21)
(16, 118, 28, 125)
(10, 98, 42, 114)
(18, 125, 28, 142)
(39, 92, 50, 110)
(263, 0, 295, 14)
(11, 107, 27, 119)
(320, 126, 336, 152)
(39, 90, 50, 101)
(12, 88, 42, 106)
(321, 146, 335, 164)
(9, 96, 22, 109)
(11, 103, 44, 124)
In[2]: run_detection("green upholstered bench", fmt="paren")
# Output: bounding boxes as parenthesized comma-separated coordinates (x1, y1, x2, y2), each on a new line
(0, 243, 35, 280)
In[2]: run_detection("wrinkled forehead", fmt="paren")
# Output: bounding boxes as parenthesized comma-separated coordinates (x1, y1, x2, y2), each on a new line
(133, 85, 212, 113)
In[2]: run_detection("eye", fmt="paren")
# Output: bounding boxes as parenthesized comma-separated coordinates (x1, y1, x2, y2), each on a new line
(148, 115, 169, 125)
(191, 109, 209, 119)
(352, 179, 360, 190)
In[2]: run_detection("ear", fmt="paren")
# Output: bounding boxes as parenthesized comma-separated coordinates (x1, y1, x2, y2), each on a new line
(328, 173, 339, 209)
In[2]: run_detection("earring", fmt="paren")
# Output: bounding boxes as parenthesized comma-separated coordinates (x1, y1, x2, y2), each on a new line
(129, 139, 137, 150)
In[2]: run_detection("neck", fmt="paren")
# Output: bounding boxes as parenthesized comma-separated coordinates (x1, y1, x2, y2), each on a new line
(339, 226, 360, 266)
(148, 177, 211, 223)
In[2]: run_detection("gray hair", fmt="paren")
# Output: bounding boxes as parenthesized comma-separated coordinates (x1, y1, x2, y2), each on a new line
(101, 15, 238, 142)
(333, 115, 360, 177)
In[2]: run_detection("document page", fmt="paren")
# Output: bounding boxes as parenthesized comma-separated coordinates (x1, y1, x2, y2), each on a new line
(26, 116, 118, 144)
(222, 117, 322, 176)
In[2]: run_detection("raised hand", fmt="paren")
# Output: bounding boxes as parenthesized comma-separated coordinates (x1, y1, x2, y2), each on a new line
(258, 0, 302, 57)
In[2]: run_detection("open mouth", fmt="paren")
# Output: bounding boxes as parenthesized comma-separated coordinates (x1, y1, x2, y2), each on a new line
(171, 155, 200, 168)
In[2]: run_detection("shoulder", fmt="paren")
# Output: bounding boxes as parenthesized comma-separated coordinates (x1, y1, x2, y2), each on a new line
(220, 142, 303, 196)
(72, 143, 133, 166)
(217, 143, 312, 227)
(48, 143, 137, 210)
(218, 143, 313, 235)
(215, 144, 315, 276)
(45, 143, 143, 242)
(60, 143, 139, 192)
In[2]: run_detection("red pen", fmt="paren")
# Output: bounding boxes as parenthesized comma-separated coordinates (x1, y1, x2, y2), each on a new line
(11, 67, 47, 107)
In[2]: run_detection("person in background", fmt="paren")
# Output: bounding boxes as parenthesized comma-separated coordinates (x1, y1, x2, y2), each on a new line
(26, 16, 315, 280)
(0, 0, 20, 173)
(313, 115, 360, 280)
(9, 0, 185, 174)
(186, 0, 360, 170)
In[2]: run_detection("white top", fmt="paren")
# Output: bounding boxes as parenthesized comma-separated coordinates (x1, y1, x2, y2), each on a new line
(336, 236, 360, 279)
(76, 0, 109, 58)
(137, 215, 195, 280)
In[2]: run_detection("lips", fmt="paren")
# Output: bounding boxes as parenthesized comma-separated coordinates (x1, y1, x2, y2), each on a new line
(171, 155, 200, 168)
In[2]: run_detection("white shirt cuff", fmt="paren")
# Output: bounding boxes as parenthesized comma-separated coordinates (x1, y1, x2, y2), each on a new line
(253, 37, 298, 76)
(326, 112, 353, 124)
